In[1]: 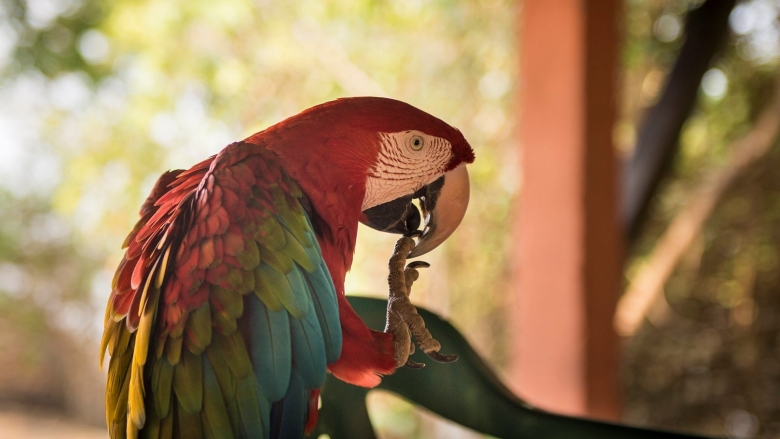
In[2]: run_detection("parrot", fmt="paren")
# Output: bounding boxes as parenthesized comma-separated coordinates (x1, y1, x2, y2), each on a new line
(100, 96, 475, 439)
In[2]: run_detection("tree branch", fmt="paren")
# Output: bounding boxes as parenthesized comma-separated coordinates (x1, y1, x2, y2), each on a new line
(622, 0, 736, 240)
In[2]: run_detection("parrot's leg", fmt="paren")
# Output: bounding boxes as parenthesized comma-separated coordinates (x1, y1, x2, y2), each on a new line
(403, 266, 418, 365)
(385, 235, 458, 368)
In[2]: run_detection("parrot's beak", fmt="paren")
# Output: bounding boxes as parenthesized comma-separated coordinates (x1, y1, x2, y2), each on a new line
(360, 165, 470, 257)
(408, 165, 470, 258)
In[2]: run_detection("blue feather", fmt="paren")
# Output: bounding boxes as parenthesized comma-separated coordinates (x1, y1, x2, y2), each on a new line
(288, 299, 327, 389)
(272, 369, 307, 439)
(305, 263, 342, 364)
(245, 294, 291, 402)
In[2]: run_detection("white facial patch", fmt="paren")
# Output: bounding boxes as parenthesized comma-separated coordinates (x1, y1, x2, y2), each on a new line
(362, 130, 452, 210)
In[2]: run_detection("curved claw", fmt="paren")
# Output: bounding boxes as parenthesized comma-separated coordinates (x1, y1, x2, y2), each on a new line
(404, 359, 426, 369)
(426, 351, 459, 363)
(406, 261, 431, 270)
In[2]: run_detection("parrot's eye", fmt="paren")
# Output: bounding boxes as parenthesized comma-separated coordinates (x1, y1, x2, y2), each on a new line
(410, 135, 425, 151)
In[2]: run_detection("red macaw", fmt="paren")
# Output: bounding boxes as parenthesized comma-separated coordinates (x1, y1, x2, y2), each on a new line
(100, 97, 475, 439)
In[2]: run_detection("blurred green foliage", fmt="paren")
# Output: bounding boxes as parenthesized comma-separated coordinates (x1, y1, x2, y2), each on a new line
(4, 0, 110, 79)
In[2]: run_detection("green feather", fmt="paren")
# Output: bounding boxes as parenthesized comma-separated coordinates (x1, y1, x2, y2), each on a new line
(155, 335, 167, 360)
(204, 339, 236, 402)
(235, 376, 268, 439)
(270, 187, 289, 215)
(169, 317, 185, 338)
(255, 263, 304, 317)
(253, 266, 283, 311)
(152, 359, 174, 419)
(284, 175, 303, 198)
(211, 285, 243, 319)
(184, 303, 212, 355)
(277, 207, 310, 247)
(208, 331, 252, 378)
(159, 409, 173, 439)
(166, 335, 183, 365)
(255, 216, 286, 250)
(240, 269, 255, 294)
(257, 244, 293, 274)
(236, 239, 260, 271)
(173, 349, 203, 413)
(211, 307, 238, 335)
(278, 206, 323, 265)
(225, 400, 240, 437)
(281, 228, 316, 272)
(176, 406, 203, 439)
(224, 268, 244, 291)
(142, 410, 160, 439)
(202, 359, 234, 439)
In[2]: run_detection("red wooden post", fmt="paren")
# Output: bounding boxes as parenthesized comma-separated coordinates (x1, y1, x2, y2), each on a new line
(510, 0, 622, 420)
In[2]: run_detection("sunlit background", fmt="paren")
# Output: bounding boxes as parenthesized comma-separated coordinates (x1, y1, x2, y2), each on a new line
(2, 0, 780, 437)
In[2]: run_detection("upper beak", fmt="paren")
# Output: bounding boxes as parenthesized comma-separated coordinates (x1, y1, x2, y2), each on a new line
(409, 165, 470, 258)
(360, 165, 470, 258)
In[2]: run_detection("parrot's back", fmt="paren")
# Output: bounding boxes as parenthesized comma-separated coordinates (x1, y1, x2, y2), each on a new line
(101, 142, 342, 439)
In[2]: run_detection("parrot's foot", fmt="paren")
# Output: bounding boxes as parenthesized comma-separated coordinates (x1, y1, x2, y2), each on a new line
(384, 235, 458, 368)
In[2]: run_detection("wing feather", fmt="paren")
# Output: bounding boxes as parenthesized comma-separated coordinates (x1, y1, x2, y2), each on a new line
(235, 376, 269, 439)
(201, 358, 234, 439)
(307, 263, 343, 364)
(244, 293, 292, 402)
(101, 143, 341, 439)
(289, 300, 327, 389)
(152, 358, 174, 419)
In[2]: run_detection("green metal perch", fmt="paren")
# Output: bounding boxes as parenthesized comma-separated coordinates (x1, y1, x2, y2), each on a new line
(313, 296, 718, 439)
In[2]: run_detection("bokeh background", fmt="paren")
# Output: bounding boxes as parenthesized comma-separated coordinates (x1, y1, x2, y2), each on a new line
(1, 0, 779, 438)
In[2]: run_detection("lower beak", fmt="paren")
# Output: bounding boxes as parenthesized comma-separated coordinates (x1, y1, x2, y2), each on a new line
(408, 165, 470, 258)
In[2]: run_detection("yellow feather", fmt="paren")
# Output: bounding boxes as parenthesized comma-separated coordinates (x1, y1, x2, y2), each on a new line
(100, 319, 119, 370)
(104, 297, 113, 325)
(127, 421, 139, 439)
(127, 264, 161, 433)
(127, 364, 143, 439)
(115, 325, 132, 357)
(156, 246, 172, 289)
(157, 228, 171, 250)
(138, 259, 160, 317)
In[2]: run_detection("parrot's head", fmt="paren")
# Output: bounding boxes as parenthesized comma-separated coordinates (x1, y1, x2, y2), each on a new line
(254, 96, 475, 259)
(351, 103, 474, 258)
